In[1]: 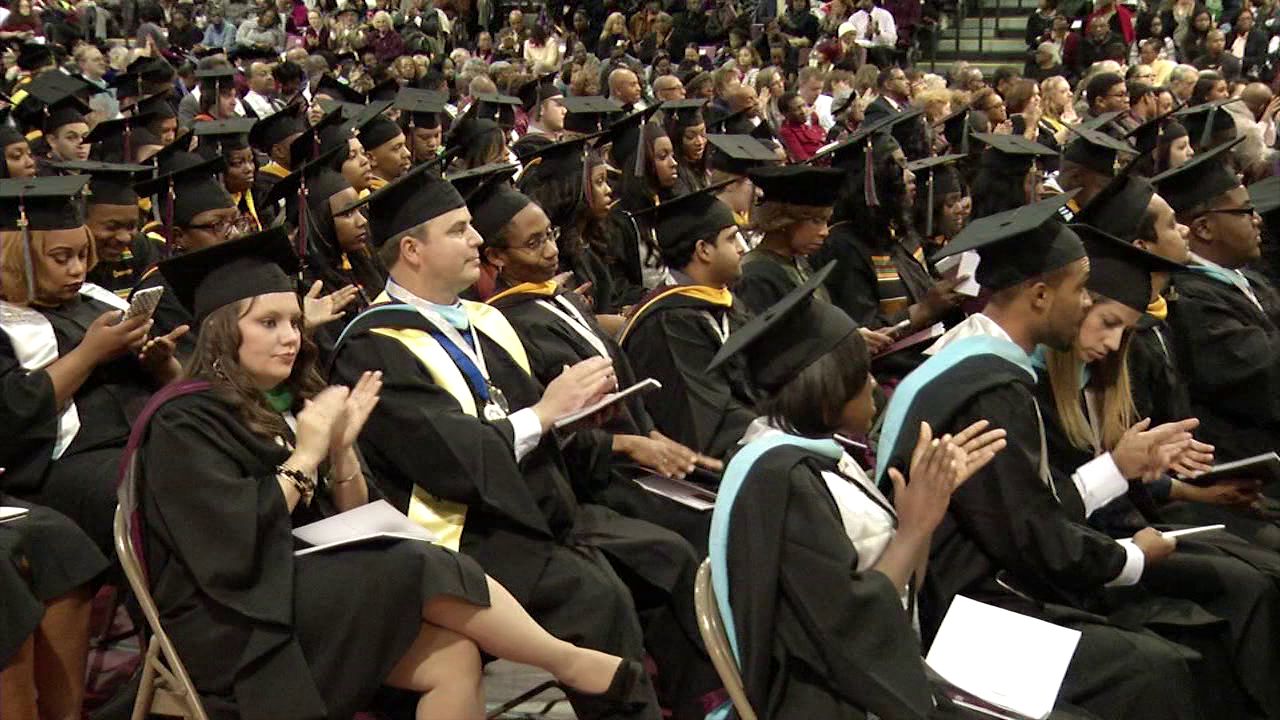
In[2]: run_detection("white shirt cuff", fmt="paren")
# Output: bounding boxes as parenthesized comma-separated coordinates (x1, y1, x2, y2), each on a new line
(1108, 540, 1147, 587)
(1071, 453, 1129, 517)
(508, 408, 543, 462)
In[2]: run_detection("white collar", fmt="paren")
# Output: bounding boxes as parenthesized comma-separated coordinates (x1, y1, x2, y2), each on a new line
(924, 312, 1015, 355)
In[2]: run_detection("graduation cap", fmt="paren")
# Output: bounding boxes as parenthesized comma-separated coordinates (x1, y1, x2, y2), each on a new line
(289, 109, 347, 168)
(354, 160, 467, 248)
(249, 103, 306, 153)
(705, 106, 751, 135)
(515, 74, 561, 113)
(127, 56, 175, 84)
(1073, 223, 1185, 312)
(228, 45, 279, 64)
(1074, 163, 1154, 242)
(661, 98, 708, 127)
(933, 191, 1086, 291)
(1248, 176, 1280, 217)
(809, 113, 903, 207)
(194, 66, 238, 95)
(367, 79, 400, 104)
(22, 73, 94, 134)
(194, 118, 256, 158)
(135, 92, 177, 121)
(0, 175, 91, 298)
(317, 98, 366, 120)
(707, 134, 777, 175)
(135, 154, 233, 228)
(1174, 98, 1240, 151)
(515, 132, 608, 211)
(24, 72, 99, 105)
(749, 164, 843, 208)
(937, 105, 971, 155)
(458, 163, 528, 241)
(974, 132, 1058, 175)
(561, 96, 624, 134)
(16, 43, 53, 71)
(1125, 110, 1174, 157)
(157, 226, 300, 324)
(1062, 124, 1133, 176)
(631, 181, 737, 266)
(875, 106, 929, 160)
(265, 149, 351, 256)
(314, 74, 365, 105)
(706, 261, 856, 392)
(472, 93, 522, 128)
(604, 105, 663, 178)
(1150, 136, 1244, 215)
(108, 72, 142, 103)
(0, 108, 25, 150)
(359, 114, 405, 153)
(49, 160, 151, 206)
(150, 129, 197, 171)
(908, 153, 965, 238)
(1077, 110, 1125, 134)
(395, 88, 447, 131)
(85, 111, 159, 145)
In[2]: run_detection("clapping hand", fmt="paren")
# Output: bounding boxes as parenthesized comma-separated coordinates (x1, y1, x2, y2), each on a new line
(303, 281, 360, 329)
(329, 371, 383, 455)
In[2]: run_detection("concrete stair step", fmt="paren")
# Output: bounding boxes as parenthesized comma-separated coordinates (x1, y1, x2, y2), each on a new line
(932, 37, 1027, 53)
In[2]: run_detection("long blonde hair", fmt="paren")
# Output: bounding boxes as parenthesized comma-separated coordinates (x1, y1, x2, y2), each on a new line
(1044, 313, 1137, 452)
(0, 228, 97, 306)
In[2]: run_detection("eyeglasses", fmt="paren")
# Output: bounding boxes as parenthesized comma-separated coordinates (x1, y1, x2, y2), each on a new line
(513, 225, 560, 252)
(1204, 204, 1258, 216)
(186, 218, 237, 236)
(1106, 90, 1130, 98)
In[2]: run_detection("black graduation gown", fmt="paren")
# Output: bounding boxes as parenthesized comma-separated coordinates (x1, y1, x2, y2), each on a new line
(1166, 269, 1280, 465)
(0, 496, 109, 665)
(733, 249, 826, 315)
(811, 223, 934, 331)
(1127, 310, 1192, 427)
(602, 208, 648, 309)
(330, 304, 692, 718)
(252, 162, 290, 216)
(878, 349, 1204, 720)
(86, 233, 163, 299)
(620, 287, 758, 462)
(140, 390, 489, 720)
(560, 234, 620, 315)
(1033, 373, 1280, 718)
(130, 269, 198, 360)
(0, 293, 154, 554)
(489, 282, 712, 552)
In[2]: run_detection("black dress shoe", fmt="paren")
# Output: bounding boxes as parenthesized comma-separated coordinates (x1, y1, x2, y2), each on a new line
(560, 659, 663, 720)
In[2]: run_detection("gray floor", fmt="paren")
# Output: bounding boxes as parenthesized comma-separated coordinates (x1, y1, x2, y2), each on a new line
(484, 660, 576, 719)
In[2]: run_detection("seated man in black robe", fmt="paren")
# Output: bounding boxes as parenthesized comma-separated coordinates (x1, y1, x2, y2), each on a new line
(329, 163, 719, 719)
(876, 193, 1204, 720)
(59, 160, 162, 299)
(1153, 139, 1280, 466)
(619, 185, 760, 462)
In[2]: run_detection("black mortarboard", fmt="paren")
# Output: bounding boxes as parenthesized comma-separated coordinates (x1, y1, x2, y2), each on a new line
(604, 105, 663, 175)
(706, 134, 777, 175)
(158, 226, 299, 324)
(249, 103, 306, 153)
(1174, 98, 1240, 151)
(16, 43, 52, 71)
(515, 132, 603, 200)
(1150, 137, 1243, 215)
(876, 106, 929, 160)
(472, 93, 522, 128)
(938, 105, 971, 154)
(85, 111, 159, 145)
(661, 98, 707, 127)
(42, 95, 92, 134)
(150, 129, 197, 171)
(749, 164, 843, 207)
(317, 98, 365, 120)
(908, 153, 965, 237)
(707, 261, 857, 392)
(109, 72, 142, 102)
(1077, 110, 1124, 134)
(194, 66, 238, 95)
(934, 191, 1086, 290)
(705, 106, 750, 135)
(808, 109, 901, 167)
(288, 109, 346, 168)
(344, 99, 394, 135)
(631, 182, 737, 266)
(24, 72, 98, 106)
(135, 154, 233, 227)
(265, 151, 351, 256)
(974, 132, 1058, 174)
(50, 160, 150, 206)
(0, 174, 91, 299)
(460, 163, 528, 241)
(1074, 164, 1154, 242)
(135, 92, 177, 120)
(23, 73, 93, 133)
(314, 74, 365, 105)
(367, 79, 400, 104)
(1162, 119, 1188, 144)
(354, 161, 467, 248)
(1062, 124, 1133, 176)
(1125, 110, 1174, 157)
(194, 118, 255, 157)
(128, 56, 175, 84)
(0, 108, 24, 149)
(395, 88, 446, 130)
(562, 96, 625, 134)
(359, 114, 405, 152)
(1248, 176, 1280, 216)
(227, 45, 278, 63)
(515, 74, 561, 113)
(1074, 223, 1185, 312)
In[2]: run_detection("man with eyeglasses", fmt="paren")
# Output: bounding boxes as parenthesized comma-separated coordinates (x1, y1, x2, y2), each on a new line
(1154, 139, 1280, 463)
(1084, 71, 1130, 119)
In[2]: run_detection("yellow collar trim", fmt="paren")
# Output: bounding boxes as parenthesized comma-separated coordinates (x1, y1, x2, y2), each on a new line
(487, 280, 559, 304)
(619, 285, 732, 345)
(1147, 294, 1168, 321)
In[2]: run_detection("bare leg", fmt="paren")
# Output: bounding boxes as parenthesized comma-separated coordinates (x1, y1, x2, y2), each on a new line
(33, 587, 92, 720)
(0, 637, 38, 720)
(384, 623, 485, 720)
(424, 577, 622, 695)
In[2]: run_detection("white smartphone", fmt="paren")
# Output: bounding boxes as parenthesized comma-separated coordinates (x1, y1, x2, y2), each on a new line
(122, 286, 164, 323)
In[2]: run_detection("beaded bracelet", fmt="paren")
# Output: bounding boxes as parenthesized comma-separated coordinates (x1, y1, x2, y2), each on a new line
(278, 464, 316, 504)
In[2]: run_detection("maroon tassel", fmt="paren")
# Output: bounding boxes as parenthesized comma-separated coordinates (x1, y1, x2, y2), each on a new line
(864, 142, 878, 207)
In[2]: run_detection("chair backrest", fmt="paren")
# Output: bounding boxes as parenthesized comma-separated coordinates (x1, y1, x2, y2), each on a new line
(113, 506, 209, 720)
(693, 559, 758, 720)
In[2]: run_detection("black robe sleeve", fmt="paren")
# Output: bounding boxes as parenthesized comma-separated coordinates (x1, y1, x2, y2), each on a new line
(0, 331, 58, 494)
(733, 258, 795, 316)
(814, 234, 909, 330)
(623, 309, 757, 461)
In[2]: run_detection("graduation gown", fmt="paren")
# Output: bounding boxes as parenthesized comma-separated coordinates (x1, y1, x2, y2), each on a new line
(619, 285, 758, 462)
(330, 298, 694, 718)
(140, 389, 489, 720)
(811, 222, 935, 330)
(1166, 266, 1280, 465)
(488, 280, 712, 551)
(1127, 306, 1192, 427)
(1032, 366, 1280, 718)
(251, 160, 290, 217)
(0, 496, 109, 666)
(733, 249, 827, 315)
(876, 329, 1204, 720)
(86, 233, 162, 300)
(0, 287, 155, 553)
